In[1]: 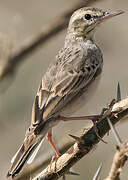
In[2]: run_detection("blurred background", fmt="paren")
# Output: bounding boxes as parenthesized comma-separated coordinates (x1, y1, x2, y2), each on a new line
(0, 0, 128, 179)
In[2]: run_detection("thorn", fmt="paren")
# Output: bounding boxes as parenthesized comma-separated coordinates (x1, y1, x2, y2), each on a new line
(117, 82, 121, 101)
(93, 163, 102, 180)
(66, 170, 80, 176)
(107, 117, 123, 147)
(68, 134, 84, 144)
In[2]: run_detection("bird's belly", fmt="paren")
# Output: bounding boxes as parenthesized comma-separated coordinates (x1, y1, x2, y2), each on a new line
(60, 75, 101, 117)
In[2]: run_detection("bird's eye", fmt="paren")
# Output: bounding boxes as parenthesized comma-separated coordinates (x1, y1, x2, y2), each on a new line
(84, 14, 91, 20)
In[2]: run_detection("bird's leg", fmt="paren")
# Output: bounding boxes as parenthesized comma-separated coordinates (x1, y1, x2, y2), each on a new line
(47, 132, 61, 161)
(58, 115, 101, 136)
(59, 115, 107, 143)
(47, 133, 67, 179)
(91, 119, 107, 143)
(59, 115, 101, 121)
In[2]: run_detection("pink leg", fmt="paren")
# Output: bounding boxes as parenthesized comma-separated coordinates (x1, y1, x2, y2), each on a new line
(47, 132, 61, 157)
(59, 115, 106, 143)
(47, 133, 66, 179)
(58, 115, 101, 121)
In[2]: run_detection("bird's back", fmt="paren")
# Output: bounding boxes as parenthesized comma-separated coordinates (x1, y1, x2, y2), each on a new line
(39, 38, 103, 118)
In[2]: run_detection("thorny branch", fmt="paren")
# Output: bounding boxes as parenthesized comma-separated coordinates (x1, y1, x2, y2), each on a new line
(104, 117, 128, 180)
(105, 142, 128, 180)
(0, 0, 102, 81)
(29, 97, 128, 180)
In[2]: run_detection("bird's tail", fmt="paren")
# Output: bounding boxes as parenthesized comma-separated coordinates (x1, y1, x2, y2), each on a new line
(7, 131, 44, 178)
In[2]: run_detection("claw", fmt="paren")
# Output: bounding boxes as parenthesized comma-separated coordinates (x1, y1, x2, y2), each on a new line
(92, 120, 107, 144)
(109, 99, 116, 109)
(107, 117, 123, 147)
(100, 107, 109, 116)
(117, 82, 121, 101)
(69, 134, 84, 144)
(93, 163, 102, 180)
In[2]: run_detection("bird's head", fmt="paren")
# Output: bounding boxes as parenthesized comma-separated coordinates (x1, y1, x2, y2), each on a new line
(68, 7, 124, 39)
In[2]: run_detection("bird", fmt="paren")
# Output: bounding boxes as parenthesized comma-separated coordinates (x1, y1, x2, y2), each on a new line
(7, 7, 124, 178)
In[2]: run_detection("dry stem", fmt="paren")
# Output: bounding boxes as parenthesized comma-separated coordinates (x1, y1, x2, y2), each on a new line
(105, 142, 128, 180)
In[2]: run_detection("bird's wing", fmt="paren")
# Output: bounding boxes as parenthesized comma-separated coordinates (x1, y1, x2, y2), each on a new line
(7, 47, 102, 177)
(32, 47, 101, 125)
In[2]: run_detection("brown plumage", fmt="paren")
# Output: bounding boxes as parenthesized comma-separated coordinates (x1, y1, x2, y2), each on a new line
(7, 7, 124, 178)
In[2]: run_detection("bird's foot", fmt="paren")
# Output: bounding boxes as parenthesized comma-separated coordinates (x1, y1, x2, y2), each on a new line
(59, 114, 107, 143)
(49, 154, 67, 180)
(92, 119, 107, 144)
(50, 154, 60, 163)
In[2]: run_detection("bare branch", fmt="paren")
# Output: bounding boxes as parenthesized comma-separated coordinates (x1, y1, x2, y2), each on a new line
(105, 142, 128, 180)
(0, 0, 102, 81)
(31, 98, 128, 180)
(105, 112, 128, 180)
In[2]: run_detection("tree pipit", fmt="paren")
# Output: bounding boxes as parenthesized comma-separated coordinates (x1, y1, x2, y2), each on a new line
(7, 7, 124, 178)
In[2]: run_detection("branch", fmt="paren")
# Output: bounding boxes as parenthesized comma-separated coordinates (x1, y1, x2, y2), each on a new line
(0, 0, 102, 81)
(104, 116, 128, 180)
(105, 142, 128, 180)
(32, 98, 128, 180)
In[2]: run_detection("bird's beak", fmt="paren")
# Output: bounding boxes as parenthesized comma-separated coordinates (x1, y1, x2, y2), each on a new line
(102, 10, 124, 21)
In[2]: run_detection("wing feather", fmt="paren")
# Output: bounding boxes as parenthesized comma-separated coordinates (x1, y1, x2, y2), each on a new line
(27, 138, 44, 164)
(31, 46, 101, 124)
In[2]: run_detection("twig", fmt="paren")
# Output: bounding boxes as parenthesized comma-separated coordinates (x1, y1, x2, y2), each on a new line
(32, 97, 128, 180)
(0, 0, 102, 81)
(105, 142, 128, 180)
(105, 113, 128, 180)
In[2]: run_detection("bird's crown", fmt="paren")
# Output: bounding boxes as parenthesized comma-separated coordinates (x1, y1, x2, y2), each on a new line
(68, 7, 124, 38)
